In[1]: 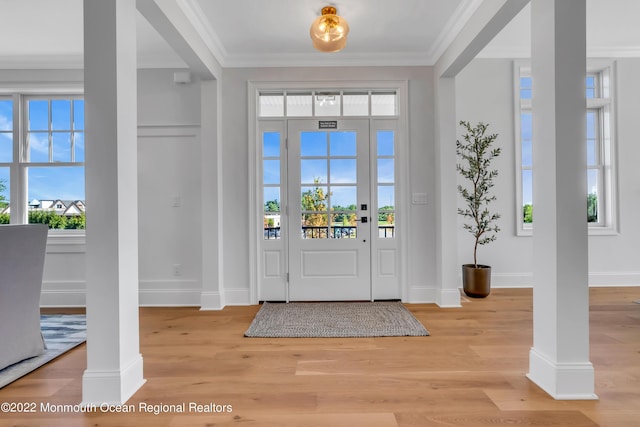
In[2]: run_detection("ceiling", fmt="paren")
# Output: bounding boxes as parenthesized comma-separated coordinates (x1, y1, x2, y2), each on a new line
(1, 0, 639, 70)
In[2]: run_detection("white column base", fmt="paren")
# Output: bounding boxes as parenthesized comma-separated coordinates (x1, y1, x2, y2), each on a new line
(82, 355, 146, 405)
(526, 348, 598, 400)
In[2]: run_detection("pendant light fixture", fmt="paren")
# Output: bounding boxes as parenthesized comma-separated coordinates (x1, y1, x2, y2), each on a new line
(310, 6, 349, 53)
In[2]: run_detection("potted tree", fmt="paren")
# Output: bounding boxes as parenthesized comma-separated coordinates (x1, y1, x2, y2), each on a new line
(456, 121, 501, 298)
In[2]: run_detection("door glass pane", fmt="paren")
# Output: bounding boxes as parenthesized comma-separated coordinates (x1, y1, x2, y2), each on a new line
(301, 159, 327, 184)
(378, 186, 394, 211)
(301, 186, 328, 211)
(521, 112, 532, 167)
(378, 185, 395, 238)
(264, 187, 280, 211)
(263, 160, 280, 184)
(377, 159, 394, 183)
(301, 132, 327, 156)
(330, 131, 356, 156)
(377, 131, 394, 156)
(264, 186, 281, 240)
(301, 184, 328, 239)
(522, 170, 533, 224)
(330, 159, 356, 183)
(263, 132, 280, 157)
(301, 213, 328, 239)
(331, 186, 356, 210)
(264, 214, 281, 239)
(520, 77, 532, 99)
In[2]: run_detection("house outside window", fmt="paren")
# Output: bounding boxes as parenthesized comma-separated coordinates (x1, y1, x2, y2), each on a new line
(0, 94, 85, 231)
(514, 61, 618, 235)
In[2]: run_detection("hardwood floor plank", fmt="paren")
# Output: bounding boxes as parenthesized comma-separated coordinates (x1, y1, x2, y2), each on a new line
(0, 288, 638, 426)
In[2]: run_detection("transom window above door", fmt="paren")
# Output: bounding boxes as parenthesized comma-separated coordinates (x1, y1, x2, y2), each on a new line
(258, 90, 397, 118)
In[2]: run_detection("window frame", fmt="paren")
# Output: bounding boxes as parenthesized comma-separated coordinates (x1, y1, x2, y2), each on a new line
(0, 91, 85, 241)
(513, 60, 618, 236)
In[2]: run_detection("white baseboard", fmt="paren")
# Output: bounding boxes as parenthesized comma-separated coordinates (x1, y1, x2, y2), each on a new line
(39, 273, 639, 308)
(223, 288, 252, 306)
(588, 271, 640, 286)
(406, 286, 437, 303)
(488, 272, 640, 288)
(41, 281, 86, 307)
(490, 273, 534, 288)
(139, 280, 201, 306)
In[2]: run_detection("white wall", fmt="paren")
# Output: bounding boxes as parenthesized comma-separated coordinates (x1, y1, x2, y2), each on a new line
(456, 58, 640, 287)
(137, 69, 202, 305)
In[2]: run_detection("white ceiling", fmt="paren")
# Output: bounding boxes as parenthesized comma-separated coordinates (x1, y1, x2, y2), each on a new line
(1, 0, 639, 70)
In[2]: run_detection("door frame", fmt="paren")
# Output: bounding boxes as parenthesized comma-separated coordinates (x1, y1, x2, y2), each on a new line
(248, 80, 410, 304)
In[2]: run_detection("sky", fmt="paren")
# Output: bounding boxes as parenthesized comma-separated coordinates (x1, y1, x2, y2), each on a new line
(0, 99, 85, 204)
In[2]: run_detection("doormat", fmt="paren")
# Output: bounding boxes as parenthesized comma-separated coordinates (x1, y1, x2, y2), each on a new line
(0, 314, 86, 388)
(244, 301, 429, 338)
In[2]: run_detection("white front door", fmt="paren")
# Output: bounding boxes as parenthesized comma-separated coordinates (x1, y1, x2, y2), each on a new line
(287, 119, 371, 301)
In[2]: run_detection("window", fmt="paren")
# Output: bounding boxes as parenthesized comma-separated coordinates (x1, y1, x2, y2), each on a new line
(515, 62, 617, 235)
(0, 95, 85, 231)
(259, 90, 397, 118)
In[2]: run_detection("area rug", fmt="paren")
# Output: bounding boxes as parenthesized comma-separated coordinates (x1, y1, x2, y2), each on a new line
(0, 314, 86, 388)
(244, 301, 429, 338)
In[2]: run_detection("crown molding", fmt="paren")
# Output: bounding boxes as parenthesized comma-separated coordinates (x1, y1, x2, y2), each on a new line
(222, 51, 435, 68)
(428, 0, 484, 62)
(176, 0, 228, 67)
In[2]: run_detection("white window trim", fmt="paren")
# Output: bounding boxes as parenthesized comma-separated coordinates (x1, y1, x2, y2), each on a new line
(248, 80, 409, 304)
(513, 59, 619, 236)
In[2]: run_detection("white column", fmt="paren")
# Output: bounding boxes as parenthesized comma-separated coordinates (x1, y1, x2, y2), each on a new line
(527, 0, 596, 400)
(82, 0, 145, 404)
(434, 76, 461, 307)
(200, 78, 225, 309)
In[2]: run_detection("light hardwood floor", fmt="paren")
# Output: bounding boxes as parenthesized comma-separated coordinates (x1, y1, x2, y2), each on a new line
(0, 288, 638, 426)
